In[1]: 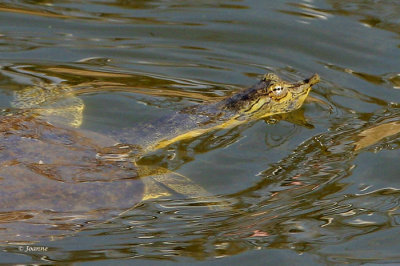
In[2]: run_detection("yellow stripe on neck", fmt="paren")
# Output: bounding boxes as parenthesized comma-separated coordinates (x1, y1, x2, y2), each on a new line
(153, 116, 245, 150)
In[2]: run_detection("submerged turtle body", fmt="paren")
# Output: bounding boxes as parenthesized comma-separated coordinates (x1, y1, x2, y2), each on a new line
(1, 73, 320, 243)
(0, 114, 143, 242)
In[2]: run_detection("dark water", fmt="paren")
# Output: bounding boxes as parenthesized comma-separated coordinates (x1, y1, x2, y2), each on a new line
(0, 0, 399, 264)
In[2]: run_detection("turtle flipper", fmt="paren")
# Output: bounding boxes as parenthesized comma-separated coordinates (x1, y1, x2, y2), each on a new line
(11, 83, 84, 128)
(139, 166, 230, 210)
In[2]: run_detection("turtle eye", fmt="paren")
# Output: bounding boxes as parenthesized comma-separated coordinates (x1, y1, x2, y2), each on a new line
(271, 85, 287, 99)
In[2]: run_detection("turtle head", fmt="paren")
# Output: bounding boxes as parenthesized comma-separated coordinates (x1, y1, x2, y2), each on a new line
(223, 73, 320, 119)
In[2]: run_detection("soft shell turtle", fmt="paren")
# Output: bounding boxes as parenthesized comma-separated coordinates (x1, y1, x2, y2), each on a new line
(1, 73, 319, 243)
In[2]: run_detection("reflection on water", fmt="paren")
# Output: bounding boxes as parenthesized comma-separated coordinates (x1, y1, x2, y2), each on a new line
(0, 0, 400, 264)
(326, 0, 400, 35)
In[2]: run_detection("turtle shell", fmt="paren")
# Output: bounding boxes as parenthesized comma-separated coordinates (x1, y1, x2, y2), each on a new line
(0, 113, 143, 243)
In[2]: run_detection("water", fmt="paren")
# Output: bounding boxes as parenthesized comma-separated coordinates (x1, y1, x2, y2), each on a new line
(0, 0, 399, 264)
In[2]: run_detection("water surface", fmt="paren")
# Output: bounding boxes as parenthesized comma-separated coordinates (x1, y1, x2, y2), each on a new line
(0, 0, 399, 264)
